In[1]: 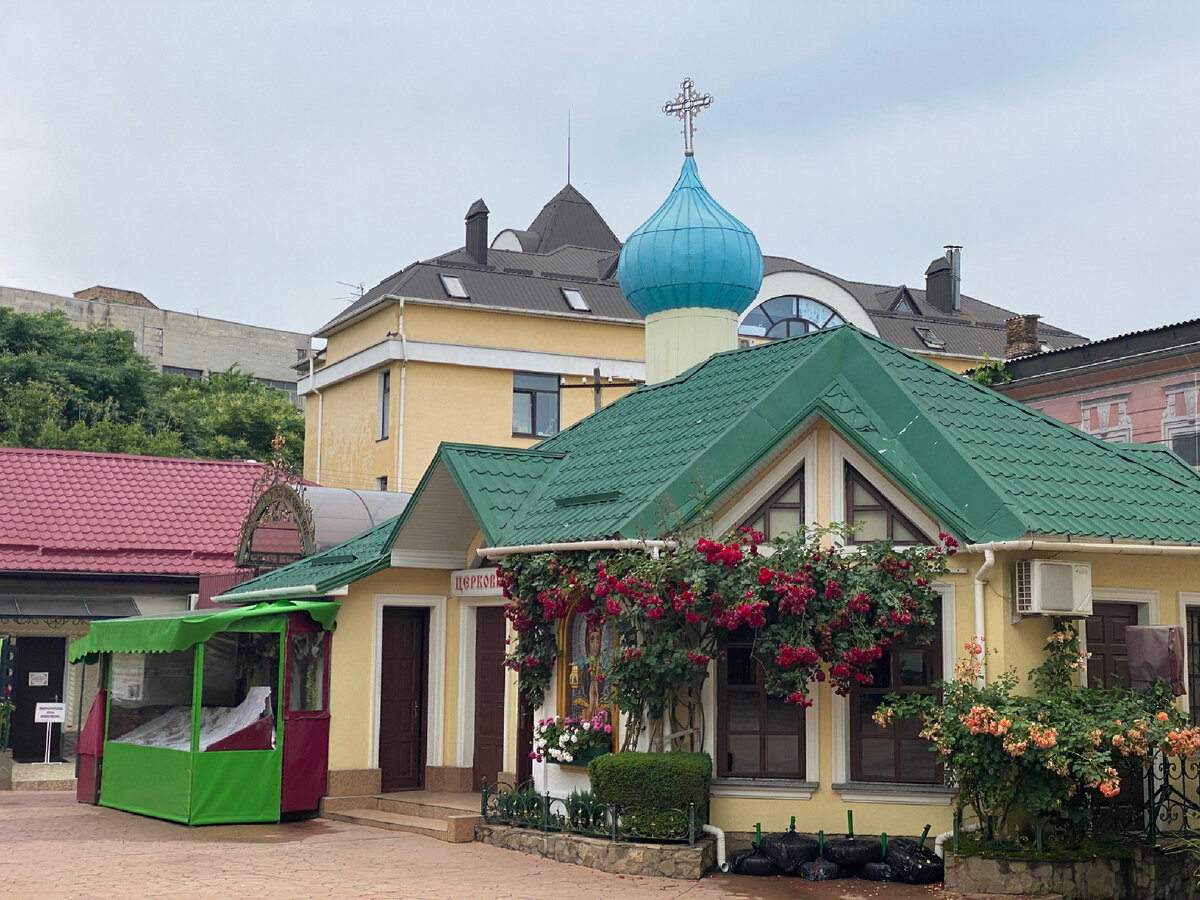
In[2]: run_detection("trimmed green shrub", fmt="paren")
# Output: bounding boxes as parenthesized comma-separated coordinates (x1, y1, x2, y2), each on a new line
(589, 751, 711, 835)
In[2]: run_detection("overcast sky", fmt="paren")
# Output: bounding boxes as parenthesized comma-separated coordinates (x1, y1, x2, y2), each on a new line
(2, 2, 1198, 343)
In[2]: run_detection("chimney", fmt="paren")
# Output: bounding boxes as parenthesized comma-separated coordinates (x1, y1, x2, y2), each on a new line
(465, 199, 489, 266)
(924, 254, 954, 313)
(1004, 314, 1041, 359)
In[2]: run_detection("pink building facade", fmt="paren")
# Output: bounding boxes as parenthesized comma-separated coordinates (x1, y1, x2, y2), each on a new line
(997, 319, 1200, 467)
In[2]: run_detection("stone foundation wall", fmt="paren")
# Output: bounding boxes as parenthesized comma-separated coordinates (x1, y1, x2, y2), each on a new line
(474, 823, 715, 879)
(945, 844, 1199, 899)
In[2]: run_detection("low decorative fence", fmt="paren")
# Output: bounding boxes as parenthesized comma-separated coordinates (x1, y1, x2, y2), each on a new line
(1098, 751, 1200, 844)
(480, 779, 697, 847)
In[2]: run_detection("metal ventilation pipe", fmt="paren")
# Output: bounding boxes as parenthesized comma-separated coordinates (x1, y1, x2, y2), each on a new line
(944, 245, 962, 311)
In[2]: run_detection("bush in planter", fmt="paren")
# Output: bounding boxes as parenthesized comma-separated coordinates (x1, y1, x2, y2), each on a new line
(589, 751, 711, 837)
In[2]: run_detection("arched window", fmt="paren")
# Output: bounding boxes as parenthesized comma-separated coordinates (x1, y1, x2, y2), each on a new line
(740, 295, 846, 341)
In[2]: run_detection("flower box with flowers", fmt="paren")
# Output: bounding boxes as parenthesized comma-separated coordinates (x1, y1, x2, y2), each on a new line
(531, 711, 613, 767)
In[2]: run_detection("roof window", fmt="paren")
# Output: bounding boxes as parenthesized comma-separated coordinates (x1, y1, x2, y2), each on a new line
(913, 326, 946, 350)
(439, 274, 469, 299)
(561, 288, 590, 312)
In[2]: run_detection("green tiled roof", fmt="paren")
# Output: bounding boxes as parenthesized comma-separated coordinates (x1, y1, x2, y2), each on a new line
(219, 443, 564, 599)
(226, 326, 1200, 597)
(220, 516, 400, 598)
(497, 325, 1200, 545)
(437, 444, 564, 545)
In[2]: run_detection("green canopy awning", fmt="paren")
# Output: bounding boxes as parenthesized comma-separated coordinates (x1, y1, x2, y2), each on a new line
(68, 600, 341, 663)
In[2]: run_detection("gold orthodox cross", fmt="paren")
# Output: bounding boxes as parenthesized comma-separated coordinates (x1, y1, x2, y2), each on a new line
(663, 78, 713, 156)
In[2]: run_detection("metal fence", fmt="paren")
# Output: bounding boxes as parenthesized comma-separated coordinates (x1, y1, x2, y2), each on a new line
(1097, 751, 1200, 844)
(480, 779, 696, 847)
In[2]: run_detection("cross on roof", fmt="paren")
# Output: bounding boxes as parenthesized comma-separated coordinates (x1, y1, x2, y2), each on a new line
(663, 78, 713, 156)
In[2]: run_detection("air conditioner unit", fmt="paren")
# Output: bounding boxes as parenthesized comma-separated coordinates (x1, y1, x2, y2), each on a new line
(1014, 560, 1092, 617)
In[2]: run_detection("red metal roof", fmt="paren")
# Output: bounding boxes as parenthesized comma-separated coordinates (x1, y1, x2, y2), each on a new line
(0, 447, 267, 576)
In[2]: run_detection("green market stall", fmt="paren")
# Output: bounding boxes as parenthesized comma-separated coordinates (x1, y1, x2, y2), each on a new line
(69, 600, 339, 825)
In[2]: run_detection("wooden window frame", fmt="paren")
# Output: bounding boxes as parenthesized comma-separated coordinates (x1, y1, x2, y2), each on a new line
(849, 601, 943, 784)
(844, 464, 930, 545)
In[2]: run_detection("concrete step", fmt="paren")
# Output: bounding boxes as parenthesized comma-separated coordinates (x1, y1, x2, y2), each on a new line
(11, 762, 77, 792)
(322, 806, 479, 843)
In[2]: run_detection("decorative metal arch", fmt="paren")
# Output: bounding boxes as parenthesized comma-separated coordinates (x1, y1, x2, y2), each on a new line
(235, 483, 315, 571)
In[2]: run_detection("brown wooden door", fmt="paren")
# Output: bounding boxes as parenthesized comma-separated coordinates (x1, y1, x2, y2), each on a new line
(472, 607, 506, 791)
(379, 608, 427, 792)
(1086, 602, 1144, 817)
(1086, 602, 1139, 689)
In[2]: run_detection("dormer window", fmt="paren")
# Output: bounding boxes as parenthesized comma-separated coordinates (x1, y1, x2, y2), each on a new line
(561, 288, 590, 312)
(440, 274, 469, 299)
(913, 326, 945, 351)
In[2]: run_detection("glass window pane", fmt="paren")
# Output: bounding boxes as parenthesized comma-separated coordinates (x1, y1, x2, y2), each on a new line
(725, 646, 758, 686)
(726, 735, 760, 774)
(778, 482, 801, 504)
(857, 695, 890, 737)
(512, 393, 532, 434)
(727, 696, 761, 732)
(108, 649, 195, 747)
(769, 507, 802, 537)
(900, 739, 938, 782)
(766, 735, 801, 774)
(852, 482, 876, 507)
(893, 520, 918, 543)
(763, 296, 795, 319)
(290, 633, 326, 711)
(859, 739, 897, 780)
(200, 632, 277, 752)
(535, 391, 559, 436)
(514, 372, 558, 391)
(898, 650, 929, 687)
(854, 510, 888, 541)
(765, 696, 799, 733)
(748, 514, 766, 536)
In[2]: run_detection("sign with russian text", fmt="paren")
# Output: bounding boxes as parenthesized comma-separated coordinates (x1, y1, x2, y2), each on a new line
(34, 702, 65, 723)
(28, 672, 48, 687)
(451, 567, 501, 597)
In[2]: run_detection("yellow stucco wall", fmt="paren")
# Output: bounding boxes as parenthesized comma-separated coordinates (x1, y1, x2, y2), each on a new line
(308, 301, 640, 491)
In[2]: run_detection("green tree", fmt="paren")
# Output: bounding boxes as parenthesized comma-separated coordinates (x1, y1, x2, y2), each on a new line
(150, 367, 304, 467)
(0, 308, 303, 463)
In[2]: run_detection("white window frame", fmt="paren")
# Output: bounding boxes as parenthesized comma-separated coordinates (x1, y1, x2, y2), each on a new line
(377, 369, 390, 441)
(1177, 592, 1200, 716)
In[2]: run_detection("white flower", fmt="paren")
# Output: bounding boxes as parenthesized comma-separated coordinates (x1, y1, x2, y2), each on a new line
(582, 722, 591, 731)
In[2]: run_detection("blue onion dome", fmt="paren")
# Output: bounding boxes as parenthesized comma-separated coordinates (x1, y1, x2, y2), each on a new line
(617, 155, 764, 317)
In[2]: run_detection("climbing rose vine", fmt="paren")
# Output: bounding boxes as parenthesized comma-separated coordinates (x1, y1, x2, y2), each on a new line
(499, 525, 955, 740)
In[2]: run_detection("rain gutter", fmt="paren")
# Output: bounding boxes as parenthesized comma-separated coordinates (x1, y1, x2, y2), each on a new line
(478, 539, 676, 560)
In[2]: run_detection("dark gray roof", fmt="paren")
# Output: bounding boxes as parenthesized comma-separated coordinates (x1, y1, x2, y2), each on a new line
(524, 184, 622, 254)
(317, 188, 1084, 360)
(762, 255, 1086, 358)
(1001, 317, 1200, 381)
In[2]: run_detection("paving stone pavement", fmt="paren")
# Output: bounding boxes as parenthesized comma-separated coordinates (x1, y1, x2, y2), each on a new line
(2, 792, 984, 899)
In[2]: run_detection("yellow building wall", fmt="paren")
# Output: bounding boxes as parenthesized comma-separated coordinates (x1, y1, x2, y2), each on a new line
(327, 566, 452, 772)
(309, 300, 641, 491)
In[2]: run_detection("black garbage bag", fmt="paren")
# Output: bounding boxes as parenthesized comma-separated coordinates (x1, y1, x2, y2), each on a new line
(885, 836, 944, 884)
(798, 858, 844, 881)
(729, 847, 781, 877)
(759, 829, 819, 874)
(822, 835, 883, 866)
(860, 860, 898, 881)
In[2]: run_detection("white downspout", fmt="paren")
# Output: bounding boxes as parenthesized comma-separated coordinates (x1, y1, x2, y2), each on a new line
(935, 822, 978, 859)
(974, 549, 995, 687)
(702, 823, 729, 871)
(309, 355, 323, 484)
(396, 299, 407, 492)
